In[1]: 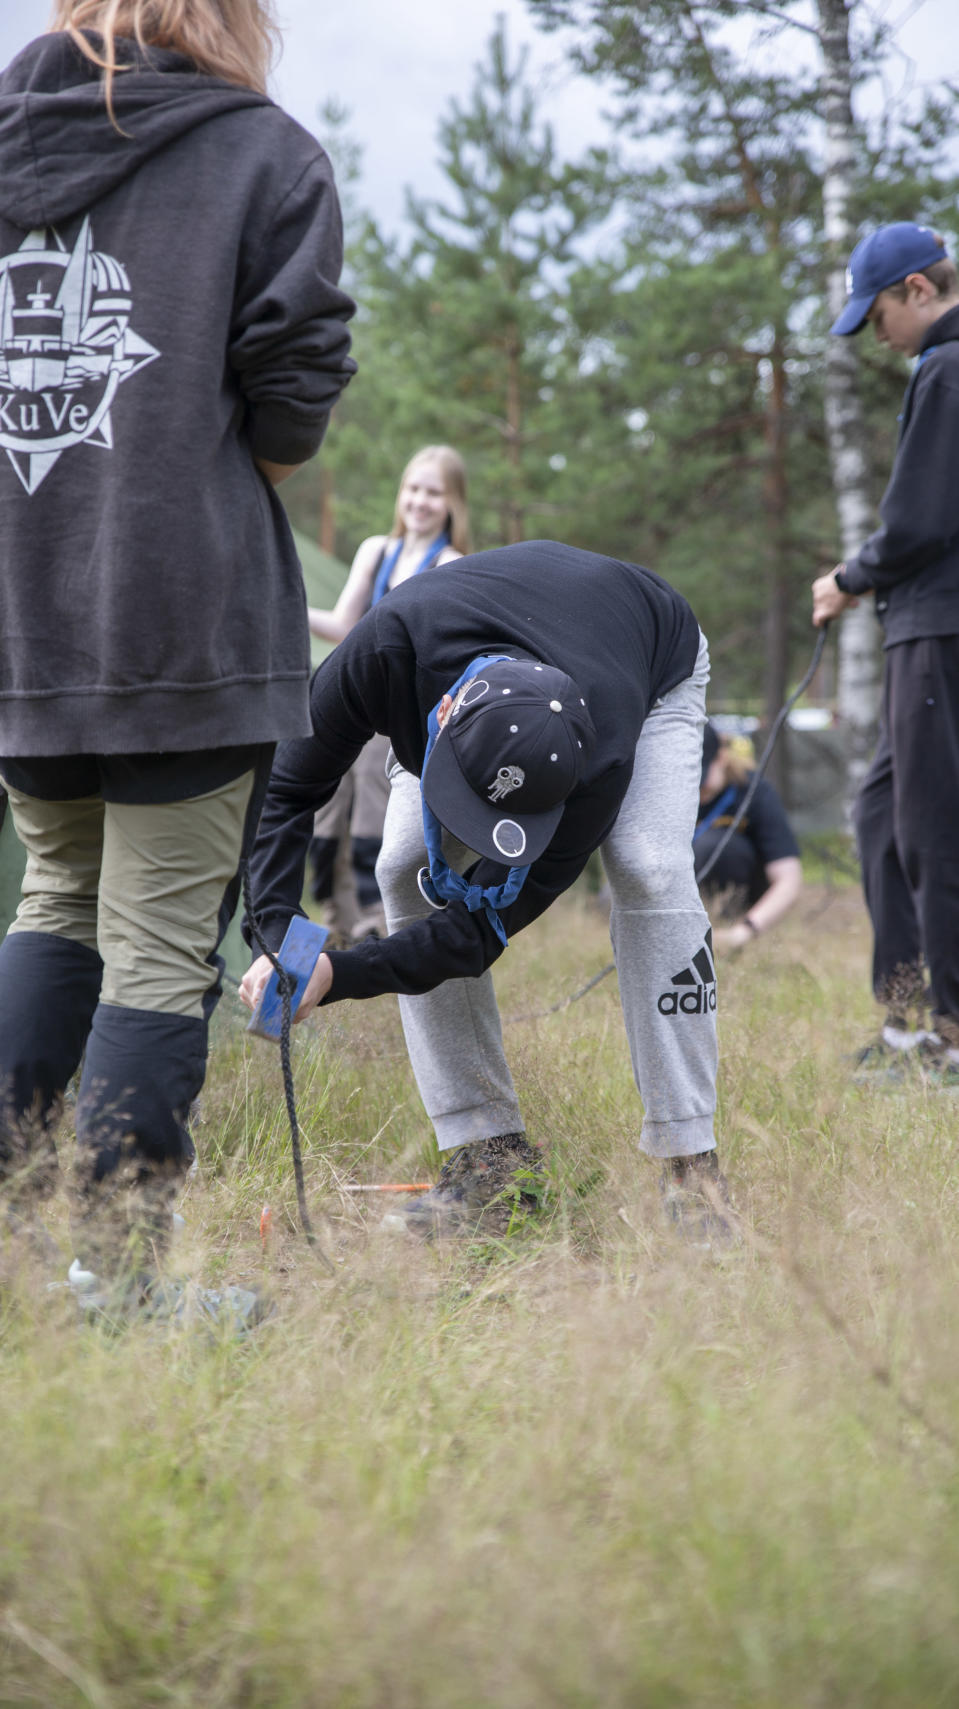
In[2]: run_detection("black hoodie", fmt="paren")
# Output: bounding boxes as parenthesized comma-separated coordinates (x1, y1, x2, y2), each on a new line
(0, 32, 356, 755)
(247, 541, 701, 1000)
(838, 303, 959, 645)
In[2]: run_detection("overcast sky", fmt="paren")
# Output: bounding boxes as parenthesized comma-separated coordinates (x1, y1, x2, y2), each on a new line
(2, 0, 958, 234)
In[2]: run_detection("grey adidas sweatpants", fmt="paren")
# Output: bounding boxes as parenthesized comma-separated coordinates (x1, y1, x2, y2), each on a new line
(375, 633, 716, 1159)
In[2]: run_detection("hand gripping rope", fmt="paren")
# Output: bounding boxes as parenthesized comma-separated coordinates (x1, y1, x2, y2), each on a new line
(530, 624, 831, 1018)
(240, 861, 335, 1269)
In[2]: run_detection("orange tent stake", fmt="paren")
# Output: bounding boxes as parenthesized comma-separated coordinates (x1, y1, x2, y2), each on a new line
(342, 1183, 431, 1193)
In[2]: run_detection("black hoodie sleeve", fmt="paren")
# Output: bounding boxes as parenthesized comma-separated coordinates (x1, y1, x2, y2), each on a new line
(230, 150, 357, 465)
(843, 361, 959, 596)
(244, 636, 391, 951)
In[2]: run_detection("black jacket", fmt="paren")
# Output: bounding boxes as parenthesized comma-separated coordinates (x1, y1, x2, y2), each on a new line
(0, 32, 356, 754)
(837, 303, 959, 644)
(248, 540, 701, 1001)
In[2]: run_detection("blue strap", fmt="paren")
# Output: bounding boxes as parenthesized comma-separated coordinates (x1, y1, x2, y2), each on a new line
(371, 532, 451, 607)
(419, 652, 531, 949)
(693, 784, 740, 843)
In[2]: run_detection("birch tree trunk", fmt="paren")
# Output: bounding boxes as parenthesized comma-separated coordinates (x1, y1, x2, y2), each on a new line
(817, 0, 882, 797)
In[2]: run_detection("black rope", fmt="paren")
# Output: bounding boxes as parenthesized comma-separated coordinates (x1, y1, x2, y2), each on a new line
(513, 625, 831, 1021)
(696, 624, 829, 885)
(240, 861, 334, 1272)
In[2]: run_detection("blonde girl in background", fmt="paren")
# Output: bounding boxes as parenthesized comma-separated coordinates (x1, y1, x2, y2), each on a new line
(307, 447, 470, 941)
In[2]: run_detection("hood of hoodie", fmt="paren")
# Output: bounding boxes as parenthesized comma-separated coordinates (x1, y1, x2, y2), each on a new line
(0, 31, 271, 230)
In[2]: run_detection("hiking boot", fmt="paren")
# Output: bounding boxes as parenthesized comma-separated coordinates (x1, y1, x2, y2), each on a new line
(66, 1260, 272, 1335)
(660, 1151, 737, 1247)
(382, 1133, 545, 1239)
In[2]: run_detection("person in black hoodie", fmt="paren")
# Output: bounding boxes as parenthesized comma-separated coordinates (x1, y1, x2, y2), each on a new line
(241, 542, 730, 1243)
(0, 0, 355, 1311)
(813, 222, 959, 1082)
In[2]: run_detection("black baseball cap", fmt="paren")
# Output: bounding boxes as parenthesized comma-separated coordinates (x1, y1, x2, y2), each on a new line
(422, 660, 596, 865)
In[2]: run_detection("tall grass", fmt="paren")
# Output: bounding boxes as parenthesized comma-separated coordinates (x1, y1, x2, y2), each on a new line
(2, 883, 959, 1707)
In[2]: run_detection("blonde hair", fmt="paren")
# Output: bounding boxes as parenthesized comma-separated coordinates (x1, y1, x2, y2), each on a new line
(49, 0, 278, 117)
(390, 446, 471, 555)
(718, 733, 754, 788)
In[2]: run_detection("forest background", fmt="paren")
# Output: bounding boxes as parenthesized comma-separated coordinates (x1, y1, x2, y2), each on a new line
(273, 0, 959, 785)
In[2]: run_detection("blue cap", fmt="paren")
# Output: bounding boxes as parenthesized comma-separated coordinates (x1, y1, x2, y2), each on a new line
(831, 222, 947, 336)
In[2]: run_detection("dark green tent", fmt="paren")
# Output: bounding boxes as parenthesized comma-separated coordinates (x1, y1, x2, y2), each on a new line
(295, 528, 350, 669)
(0, 527, 349, 989)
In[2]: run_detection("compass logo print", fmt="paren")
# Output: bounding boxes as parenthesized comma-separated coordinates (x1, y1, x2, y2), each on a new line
(0, 218, 159, 495)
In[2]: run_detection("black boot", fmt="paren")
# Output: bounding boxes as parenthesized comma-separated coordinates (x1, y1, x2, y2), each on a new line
(72, 1005, 206, 1279)
(0, 931, 102, 1206)
(660, 1150, 736, 1246)
(388, 1133, 545, 1239)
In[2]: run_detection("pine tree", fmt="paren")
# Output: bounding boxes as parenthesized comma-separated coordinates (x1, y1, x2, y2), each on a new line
(525, 0, 959, 771)
(315, 20, 617, 554)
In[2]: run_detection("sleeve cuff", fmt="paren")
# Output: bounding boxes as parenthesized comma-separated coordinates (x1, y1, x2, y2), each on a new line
(248, 403, 329, 465)
(241, 909, 295, 957)
(835, 560, 872, 596)
(319, 946, 368, 1005)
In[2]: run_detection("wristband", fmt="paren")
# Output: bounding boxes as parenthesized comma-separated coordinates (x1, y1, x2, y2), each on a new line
(743, 917, 760, 936)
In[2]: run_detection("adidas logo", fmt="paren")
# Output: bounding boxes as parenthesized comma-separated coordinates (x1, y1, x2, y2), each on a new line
(657, 933, 717, 1016)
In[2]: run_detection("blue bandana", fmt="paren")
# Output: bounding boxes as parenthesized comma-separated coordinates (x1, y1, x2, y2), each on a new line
(694, 784, 739, 842)
(419, 653, 531, 948)
(371, 533, 450, 606)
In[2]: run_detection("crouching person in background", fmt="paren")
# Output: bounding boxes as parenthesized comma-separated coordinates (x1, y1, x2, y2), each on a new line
(695, 723, 802, 952)
(242, 540, 734, 1245)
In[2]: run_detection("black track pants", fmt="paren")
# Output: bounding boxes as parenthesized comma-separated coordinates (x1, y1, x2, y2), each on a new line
(856, 635, 959, 1025)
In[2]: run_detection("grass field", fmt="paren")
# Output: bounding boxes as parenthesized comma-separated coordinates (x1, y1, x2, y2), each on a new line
(3, 875, 959, 1708)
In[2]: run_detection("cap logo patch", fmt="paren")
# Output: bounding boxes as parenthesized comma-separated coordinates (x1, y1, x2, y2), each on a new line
(844, 265, 854, 297)
(488, 765, 524, 802)
(492, 819, 527, 860)
(453, 676, 491, 712)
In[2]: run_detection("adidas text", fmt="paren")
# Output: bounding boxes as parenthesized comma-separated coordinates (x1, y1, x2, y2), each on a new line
(658, 936, 717, 1016)
(657, 984, 717, 1016)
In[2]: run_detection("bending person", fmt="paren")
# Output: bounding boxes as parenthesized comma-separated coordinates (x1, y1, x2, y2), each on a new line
(307, 447, 469, 942)
(242, 541, 730, 1244)
(695, 723, 802, 951)
(0, 0, 355, 1306)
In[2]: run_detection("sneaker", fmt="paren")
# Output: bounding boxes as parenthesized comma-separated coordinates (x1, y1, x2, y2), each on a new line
(851, 1021, 933, 1084)
(852, 1030, 959, 1090)
(66, 1259, 272, 1334)
(660, 1151, 736, 1247)
(382, 1133, 545, 1239)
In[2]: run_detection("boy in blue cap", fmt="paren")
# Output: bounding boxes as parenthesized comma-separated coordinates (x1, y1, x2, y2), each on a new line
(812, 222, 959, 1078)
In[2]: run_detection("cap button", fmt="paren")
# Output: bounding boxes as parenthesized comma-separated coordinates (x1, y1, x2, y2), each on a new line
(549, 699, 562, 712)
